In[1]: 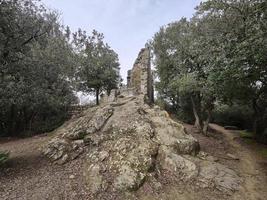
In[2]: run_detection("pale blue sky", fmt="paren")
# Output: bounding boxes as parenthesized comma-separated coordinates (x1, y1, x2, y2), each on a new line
(42, 0, 202, 82)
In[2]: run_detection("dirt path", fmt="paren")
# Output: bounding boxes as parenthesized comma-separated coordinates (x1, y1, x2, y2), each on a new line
(0, 134, 90, 200)
(209, 123, 267, 200)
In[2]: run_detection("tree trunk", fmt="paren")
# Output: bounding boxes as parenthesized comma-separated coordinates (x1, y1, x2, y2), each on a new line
(203, 110, 211, 136)
(107, 89, 111, 96)
(252, 99, 266, 142)
(191, 95, 202, 131)
(28, 112, 37, 134)
(252, 99, 260, 137)
(8, 104, 16, 135)
(96, 88, 100, 105)
(23, 106, 28, 132)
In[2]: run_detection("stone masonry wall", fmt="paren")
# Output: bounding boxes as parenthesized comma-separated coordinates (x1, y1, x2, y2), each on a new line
(128, 47, 154, 103)
(101, 47, 154, 104)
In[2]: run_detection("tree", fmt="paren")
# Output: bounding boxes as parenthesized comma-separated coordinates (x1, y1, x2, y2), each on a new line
(152, 18, 215, 134)
(0, 0, 52, 66)
(73, 30, 120, 105)
(153, 0, 267, 139)
(0, 0, 76, 136)
(195, 0, 267, 139)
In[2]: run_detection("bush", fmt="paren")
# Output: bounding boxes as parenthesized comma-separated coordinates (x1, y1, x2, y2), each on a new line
(239, 130, 255, 139)
(155, 97, 195, 124)
(258, 128, 267, 144)
(212, 104, 254, 130)
(154, 95, 199, 124)
(0, 151, 9, 166)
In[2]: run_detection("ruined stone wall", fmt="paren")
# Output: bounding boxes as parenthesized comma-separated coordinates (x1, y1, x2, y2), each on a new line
(127, 70, 131, 88)
(101, 47, 154, 104)
(129, 48, 154, 103)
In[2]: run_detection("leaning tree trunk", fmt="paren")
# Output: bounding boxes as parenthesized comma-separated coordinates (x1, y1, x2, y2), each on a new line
(8, 104, 16, 136)
(252, 99, 260, 139)
(96, 89, 100, 105)
(252, 99, 266, 142)
(203, 110, 211, 136)
(190, 95, 202, 131)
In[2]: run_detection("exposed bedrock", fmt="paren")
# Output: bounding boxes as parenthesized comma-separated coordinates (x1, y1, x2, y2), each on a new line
(43, 95, 241, 195)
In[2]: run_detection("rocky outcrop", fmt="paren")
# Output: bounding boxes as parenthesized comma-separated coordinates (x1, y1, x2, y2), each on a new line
(43, 95, 241, 196)
(43, 105, 113, 164)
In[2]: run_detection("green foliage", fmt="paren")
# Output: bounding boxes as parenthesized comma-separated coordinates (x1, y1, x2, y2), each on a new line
(199, 0, 266, 99)
(195, 0, 267, 139)
(153, 18, 215, 134)
(239, 131, 255, 139)
(212, 104, 254, 130)
(0, 0, 120, 137)
(152, 0, 267, 139)
(170, 73, 201, 95)
(73, 29, 120, 105)
(259, 148, 267, 159)
(0, 151, 9, 166)
(0, 0, 77, 136)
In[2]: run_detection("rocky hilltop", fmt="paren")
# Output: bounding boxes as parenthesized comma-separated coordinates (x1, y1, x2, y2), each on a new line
(43, 48, 241, 199)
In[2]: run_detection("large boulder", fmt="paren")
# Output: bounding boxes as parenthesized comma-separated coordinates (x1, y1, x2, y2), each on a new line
(43, 138, 84, 164)
(43, 105, 113, 164)
(158, 145, 199, 180)
(65, 105, 114, 140)
(146, 105, 199, 155)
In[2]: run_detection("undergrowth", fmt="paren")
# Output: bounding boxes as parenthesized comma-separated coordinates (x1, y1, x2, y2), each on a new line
(0, 151, 9, 166)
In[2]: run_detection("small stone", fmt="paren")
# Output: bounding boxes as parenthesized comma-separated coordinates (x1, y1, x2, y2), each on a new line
(206, 155, 219, 162)
(69, 175, 75, 179)
(57, 154, 69, 165)
(178, 190, 183, 194)
(98, 151, 109, 161)
(151, 179, 162, 190)
(227, 153, 239, 160)
(198, 151, 208, 159)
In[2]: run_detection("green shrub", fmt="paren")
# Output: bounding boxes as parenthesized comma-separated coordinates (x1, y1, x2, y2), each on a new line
(212, 104, 254, 130)
(258, 128, 267, 144)
(0, 151, 9, 166)
(155, 97, 195, 123)
(259, 148, 267, 159)
(239, 130, 255, 138)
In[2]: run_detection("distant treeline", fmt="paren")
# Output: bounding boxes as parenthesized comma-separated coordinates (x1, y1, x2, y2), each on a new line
(152, 0, 267, 142)
(0, 0, 120, 136)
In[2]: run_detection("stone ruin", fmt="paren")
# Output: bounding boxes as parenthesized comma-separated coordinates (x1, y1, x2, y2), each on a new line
(101, 47, 154, 104)
(127, 47, 154, 104)
(43, 47, 241, 199)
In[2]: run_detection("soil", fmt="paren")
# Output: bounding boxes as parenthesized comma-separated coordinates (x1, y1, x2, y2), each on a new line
(0, 123, 267, 200)
(0, 134, 90, 200)
(208, 124, 267, 200)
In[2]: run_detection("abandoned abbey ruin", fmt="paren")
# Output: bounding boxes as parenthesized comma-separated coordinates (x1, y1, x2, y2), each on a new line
(43, 47, 241, 199)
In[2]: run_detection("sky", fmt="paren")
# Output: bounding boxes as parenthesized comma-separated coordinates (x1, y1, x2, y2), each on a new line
(42, 0, 202, 83)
